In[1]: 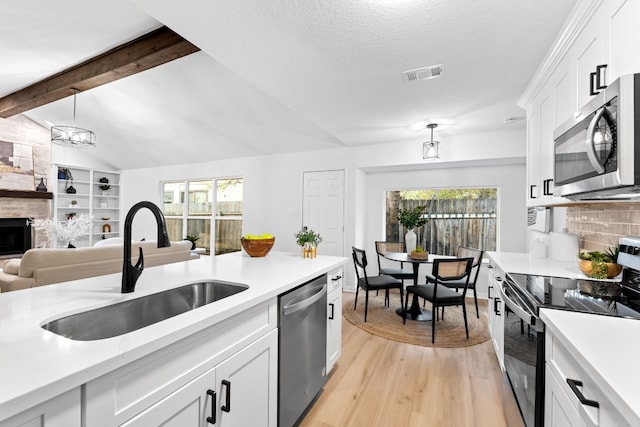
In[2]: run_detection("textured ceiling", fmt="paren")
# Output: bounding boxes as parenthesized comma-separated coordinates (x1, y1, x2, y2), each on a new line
(1, 0, 578, 169)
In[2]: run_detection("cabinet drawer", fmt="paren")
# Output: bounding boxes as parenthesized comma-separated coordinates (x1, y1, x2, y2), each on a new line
(85, 299, 277, 425)
(546, 332, 632, 427)
(327, 267, 343, 293)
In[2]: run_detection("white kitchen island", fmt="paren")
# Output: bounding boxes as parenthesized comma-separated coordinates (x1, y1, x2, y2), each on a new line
(0, 251, 347, 426)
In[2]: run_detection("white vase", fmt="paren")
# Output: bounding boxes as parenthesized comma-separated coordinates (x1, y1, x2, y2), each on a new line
(405, 229, 417, 254)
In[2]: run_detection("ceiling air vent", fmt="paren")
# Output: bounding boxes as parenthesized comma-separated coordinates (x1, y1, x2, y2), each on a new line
(402, 64, 444, 82)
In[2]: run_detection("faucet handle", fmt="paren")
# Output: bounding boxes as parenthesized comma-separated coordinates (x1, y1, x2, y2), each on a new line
(134, 246, 144, 271)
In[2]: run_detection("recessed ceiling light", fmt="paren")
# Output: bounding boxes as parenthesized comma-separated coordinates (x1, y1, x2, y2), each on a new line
(504, 116, 525, 124)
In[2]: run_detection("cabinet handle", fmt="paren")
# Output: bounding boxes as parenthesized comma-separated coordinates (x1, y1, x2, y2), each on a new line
(206, 389, 216, 424)
(543, 178, 554, 196)
(221, 379, 231, 413)
(566, 379, 599, 408)
(595, 64, 607, 90)
(488, 285, 493, 300)
(331, 275, 342, 281)
(494, 298, 501, 316)
(329, 302, 335, 319)
(590, 71, 600, 96)
(529, 185, 537, 199)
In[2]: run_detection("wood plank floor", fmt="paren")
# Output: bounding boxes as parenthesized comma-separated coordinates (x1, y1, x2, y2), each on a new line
(300, 296, 511, 427)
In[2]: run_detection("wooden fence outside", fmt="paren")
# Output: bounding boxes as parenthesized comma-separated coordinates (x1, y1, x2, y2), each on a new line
(387, 198, 497, 256)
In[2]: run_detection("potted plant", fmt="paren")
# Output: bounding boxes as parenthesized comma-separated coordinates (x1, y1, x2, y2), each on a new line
(184, 234, 200, 250)
(295, 228, 322, 258)
(397, 205, 428, 254)
(578, 246, 621, 279)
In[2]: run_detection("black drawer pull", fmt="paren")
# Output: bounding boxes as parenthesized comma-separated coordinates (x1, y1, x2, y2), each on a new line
(206, 389, 216, 424)
(331, 275, 342, 281)
(590, 71, 600, 96)
(221, 379, 231, 412)
(494, 298, 501, 316)
(566, 379, 599, 408)
(488, 285, 493, 300)
(530, 185, 537, 199)
(329, 302, 335, 319)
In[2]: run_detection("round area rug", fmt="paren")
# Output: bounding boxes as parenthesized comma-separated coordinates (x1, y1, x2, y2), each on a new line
(343, 289, 490, 348)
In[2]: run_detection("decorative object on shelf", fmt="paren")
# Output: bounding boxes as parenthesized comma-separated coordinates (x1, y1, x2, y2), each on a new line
(410, 245, 428, 260)
(50, 89, 96, 148)
(184, 234, 200, 250)
(101, 216, 110, 220)
(295, 227, 322, 258)
(65, 184, 76, 194)
(35, 177, 47, 192)
(240, 234, 275, 257)
(66, 212, 76, 220)
(102, 223, 111, 233)
(30, 214, 93, 248)
(423, 123, 440, 160)
(68, 200, 78, 208)
(397, 205, 428, 254)
(578, 247, 622, 279)
(98, 177, 111, 194)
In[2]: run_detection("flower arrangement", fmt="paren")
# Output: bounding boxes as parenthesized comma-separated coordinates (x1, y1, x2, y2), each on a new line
(397, 205, 428, 230)
(30, 214, 93, 247)
(295, 228, 322, 247)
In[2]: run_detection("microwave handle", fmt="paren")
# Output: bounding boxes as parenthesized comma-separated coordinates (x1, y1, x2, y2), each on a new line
(585, 107, 607, 174)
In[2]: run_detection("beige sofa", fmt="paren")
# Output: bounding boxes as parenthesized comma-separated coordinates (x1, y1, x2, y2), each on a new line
(0, 240, 196, 292)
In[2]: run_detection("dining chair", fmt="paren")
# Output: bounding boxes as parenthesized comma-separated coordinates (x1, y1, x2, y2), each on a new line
(425, 246, 484, 317)
(374, 241, 414, 306)
(404, 257, 473, 343)
(352, 246, 405, 322)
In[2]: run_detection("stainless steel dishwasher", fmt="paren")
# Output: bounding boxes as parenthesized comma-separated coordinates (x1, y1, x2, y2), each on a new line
(278, 274, 327, 427)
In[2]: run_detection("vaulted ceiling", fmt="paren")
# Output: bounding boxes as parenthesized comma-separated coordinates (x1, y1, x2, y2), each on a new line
(1, 0, 577, 170)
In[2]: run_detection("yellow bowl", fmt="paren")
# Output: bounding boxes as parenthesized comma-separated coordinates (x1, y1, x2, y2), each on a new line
(241, 237, 275, 257)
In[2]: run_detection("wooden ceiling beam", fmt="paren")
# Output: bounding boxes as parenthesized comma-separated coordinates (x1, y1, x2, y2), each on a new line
(0, 26, 200, 118)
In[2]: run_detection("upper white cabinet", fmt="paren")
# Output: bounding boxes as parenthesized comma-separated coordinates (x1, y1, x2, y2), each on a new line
(520, 0, 640, 206)
(52, 165, 120, 247)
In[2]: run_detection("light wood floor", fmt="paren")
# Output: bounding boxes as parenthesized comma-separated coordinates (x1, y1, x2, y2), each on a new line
(300, 298, 512, 427)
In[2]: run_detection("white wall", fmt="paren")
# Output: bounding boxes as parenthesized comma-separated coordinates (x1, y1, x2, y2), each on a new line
(117, 125, 526, 293)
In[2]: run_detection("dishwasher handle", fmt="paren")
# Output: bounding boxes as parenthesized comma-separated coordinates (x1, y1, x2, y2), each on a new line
(283, 284, 327, 316)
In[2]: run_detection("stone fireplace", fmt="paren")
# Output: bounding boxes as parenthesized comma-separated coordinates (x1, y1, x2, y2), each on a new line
(0, 114, 52, 252)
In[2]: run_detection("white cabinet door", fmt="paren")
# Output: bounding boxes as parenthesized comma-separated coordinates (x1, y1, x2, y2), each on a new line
(487, 263, 504, 370)
(122, 369, 217, 427)
(526, 110, 541, 206)
(327, 286, 342, 373)
(214, 329, 278, 427)
(545, 367, 587, 427)
(124, 329, 278, 427)
(607, 0, 640, 80)
(0, 388, 81, 427)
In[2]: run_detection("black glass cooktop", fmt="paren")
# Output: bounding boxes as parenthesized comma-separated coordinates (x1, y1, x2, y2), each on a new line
(506, 273, 640, 320)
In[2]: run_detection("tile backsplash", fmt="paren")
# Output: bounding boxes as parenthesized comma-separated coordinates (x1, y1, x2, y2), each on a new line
(566, 203, 640, 251)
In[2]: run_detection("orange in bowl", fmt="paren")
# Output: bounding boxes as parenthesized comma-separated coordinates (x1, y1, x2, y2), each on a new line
(241, 237, 275, 257)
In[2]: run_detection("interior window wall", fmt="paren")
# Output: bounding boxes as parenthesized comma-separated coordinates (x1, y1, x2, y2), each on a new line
(162, 178, 243, 255)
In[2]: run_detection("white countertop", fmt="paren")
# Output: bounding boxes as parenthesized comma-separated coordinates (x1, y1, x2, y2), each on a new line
(0, 251, 347, 421)
(486, 251, 621, 281)
(541, 308, 640, 425)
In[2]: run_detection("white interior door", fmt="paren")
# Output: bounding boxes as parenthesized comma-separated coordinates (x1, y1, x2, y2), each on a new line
(303, 170, 345, 256)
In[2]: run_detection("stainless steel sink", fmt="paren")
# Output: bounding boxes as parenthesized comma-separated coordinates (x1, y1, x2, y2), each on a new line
(42, 281, 249, 341)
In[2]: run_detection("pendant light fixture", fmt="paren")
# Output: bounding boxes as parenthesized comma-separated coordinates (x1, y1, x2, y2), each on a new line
(423, 123, 440, 159)
(51, 89, 96, 148)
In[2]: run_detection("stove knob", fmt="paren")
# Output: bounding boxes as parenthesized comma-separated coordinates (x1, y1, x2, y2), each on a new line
(634, 246, 640, 255)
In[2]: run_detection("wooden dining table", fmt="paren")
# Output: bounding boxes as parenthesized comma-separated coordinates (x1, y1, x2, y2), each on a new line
(382, 252, 451, 322)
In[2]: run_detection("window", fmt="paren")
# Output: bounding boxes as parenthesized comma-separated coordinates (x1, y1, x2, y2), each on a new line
(385, 188, 497, 255)
(163, 178, 243, 255)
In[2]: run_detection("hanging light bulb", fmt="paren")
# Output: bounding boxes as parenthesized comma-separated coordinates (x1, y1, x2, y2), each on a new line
(51, 89, 96, 148)
(423, 123, 440, 159)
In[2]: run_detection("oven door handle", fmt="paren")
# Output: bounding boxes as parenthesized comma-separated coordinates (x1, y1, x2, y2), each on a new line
(499, 284, 536, 326)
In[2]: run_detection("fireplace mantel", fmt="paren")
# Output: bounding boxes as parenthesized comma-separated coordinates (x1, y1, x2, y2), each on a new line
(0, 190, 53, 199)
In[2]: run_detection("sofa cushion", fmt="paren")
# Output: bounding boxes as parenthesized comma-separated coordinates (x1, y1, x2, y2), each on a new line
(2, 259, 20, 275)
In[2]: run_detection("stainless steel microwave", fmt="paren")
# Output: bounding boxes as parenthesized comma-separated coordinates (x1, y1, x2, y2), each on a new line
(553, 73, 640, 200)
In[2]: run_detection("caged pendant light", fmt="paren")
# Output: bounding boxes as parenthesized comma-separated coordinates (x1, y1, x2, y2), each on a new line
(51, 89, 96, 148)
(423, 123, 440, 159)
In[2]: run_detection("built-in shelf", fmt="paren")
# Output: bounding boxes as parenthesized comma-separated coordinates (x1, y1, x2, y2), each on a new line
(0, 190, 53, 199)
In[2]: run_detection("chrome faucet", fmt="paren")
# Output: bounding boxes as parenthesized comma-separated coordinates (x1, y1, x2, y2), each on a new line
(122, 201, 171, 293)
